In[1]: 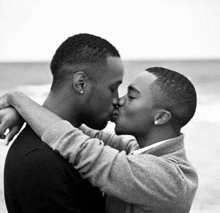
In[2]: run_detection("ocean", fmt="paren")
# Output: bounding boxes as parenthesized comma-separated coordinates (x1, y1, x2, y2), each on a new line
(0, 59, 220, 212)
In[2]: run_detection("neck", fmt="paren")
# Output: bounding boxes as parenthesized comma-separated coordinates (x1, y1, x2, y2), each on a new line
(136, 126, 180, 148)
(42, 92, 82, 127)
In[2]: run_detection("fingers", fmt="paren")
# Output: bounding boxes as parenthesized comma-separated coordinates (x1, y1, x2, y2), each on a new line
(5, 125, 21, 145)
(0, 121, 9, 145)
(0, 133, 6, 140)
(0, 122, 8, 139)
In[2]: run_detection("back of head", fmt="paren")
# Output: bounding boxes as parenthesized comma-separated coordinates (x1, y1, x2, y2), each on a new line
(50, 33, 120, 92)
(146, 67, 197, 129)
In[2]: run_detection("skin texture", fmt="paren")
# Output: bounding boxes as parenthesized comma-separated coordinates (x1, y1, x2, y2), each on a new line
(113, 71, 175, 148)
(115, 72, 157, 136)
(79, 57, 124, 130)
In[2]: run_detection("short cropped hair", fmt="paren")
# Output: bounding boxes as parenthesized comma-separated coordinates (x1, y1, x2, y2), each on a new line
(146, 67, 197, 128)
(50, 33, 120, 92)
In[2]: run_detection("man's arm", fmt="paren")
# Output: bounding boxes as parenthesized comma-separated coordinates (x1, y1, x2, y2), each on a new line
(0, 107, 24, 142)
(0, 92, 62, 140)
(0, 92, 137, 152)
(41, 120, 191, 209)
(80, 125, 138, 153)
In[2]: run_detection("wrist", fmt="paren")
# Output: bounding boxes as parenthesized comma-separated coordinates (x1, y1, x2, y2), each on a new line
(9, 91, 26, 109)
(6, 92, 14, 107)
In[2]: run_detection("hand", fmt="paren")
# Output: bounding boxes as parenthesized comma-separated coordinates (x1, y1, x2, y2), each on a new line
(0, 107, 24, 145)
(0, 93, 11, 110)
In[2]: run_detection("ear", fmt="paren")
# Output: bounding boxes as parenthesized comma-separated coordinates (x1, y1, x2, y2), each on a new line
(72, 71, 88, 94)
(154, 109, 171, 125)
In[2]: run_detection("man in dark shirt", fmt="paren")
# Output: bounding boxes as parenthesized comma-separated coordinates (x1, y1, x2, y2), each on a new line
(4, 33, 124, 212)
(5, 126, 105, 212)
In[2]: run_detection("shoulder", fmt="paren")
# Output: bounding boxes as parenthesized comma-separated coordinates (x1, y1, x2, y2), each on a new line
(19, 147, 83, 187)
(22, 146, 72, 170)
(9, 125, 74, 171)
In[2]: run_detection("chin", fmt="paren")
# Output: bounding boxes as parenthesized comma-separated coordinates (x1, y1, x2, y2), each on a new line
(115, 122, 133, 136)
(115, 126, 125, 135)
(97, 123, 108, 130)
(91, 120, 108, 130)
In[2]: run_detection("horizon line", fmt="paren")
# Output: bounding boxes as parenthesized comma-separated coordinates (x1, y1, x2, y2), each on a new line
(1, 57, 220, 63)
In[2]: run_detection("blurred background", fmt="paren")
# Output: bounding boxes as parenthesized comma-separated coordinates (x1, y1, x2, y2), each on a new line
(0, 0, 220, 212)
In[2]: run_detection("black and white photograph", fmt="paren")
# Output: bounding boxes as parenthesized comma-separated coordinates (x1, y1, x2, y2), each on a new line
(0, 0, 220, 212)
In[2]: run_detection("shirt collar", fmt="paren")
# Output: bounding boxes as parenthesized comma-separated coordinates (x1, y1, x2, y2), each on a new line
(131, 134, 184, 155)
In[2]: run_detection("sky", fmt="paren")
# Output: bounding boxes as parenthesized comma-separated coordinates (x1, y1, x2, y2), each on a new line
(0, 0, 220, 61)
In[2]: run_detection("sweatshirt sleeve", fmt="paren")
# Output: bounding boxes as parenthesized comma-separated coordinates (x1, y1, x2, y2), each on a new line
(42, 120, 191, 209)
(79, 124, 138, 153)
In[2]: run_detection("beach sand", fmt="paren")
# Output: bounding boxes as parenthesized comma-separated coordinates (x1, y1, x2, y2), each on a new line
(0, 60, 220, 212)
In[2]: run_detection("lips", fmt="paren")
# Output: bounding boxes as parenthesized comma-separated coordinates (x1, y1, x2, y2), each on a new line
(111, 109, 119, 122)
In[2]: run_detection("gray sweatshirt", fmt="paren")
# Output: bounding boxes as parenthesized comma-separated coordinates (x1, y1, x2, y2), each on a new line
(42, 121, 198, 213)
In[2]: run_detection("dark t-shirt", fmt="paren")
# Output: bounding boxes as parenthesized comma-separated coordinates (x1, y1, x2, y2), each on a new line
(4, 125, 105, 213)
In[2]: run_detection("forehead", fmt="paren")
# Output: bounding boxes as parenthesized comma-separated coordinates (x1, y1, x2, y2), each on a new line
(100, 56, 124, 85)
(132, 71, 157, 91)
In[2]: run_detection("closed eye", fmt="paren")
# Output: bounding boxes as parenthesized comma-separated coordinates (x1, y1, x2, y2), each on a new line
(128, 85, 139, 99)
(128, 91, 136, 99)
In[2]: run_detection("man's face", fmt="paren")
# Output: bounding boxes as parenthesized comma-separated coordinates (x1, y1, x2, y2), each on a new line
(83, 56, 124, 130)
(113, 71, 157, 136)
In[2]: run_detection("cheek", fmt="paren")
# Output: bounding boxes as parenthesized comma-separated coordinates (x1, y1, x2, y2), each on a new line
(100, 94, 112, 109)
(93, 92, 113, 112)
(129, 110, 146, 125)
(124, 102, 143, 118)
(123, 104, 150, 125)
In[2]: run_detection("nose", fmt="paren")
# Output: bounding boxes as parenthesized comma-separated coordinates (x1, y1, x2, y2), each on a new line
(112, 92, 119, 108)
(118, 96, 126, 107)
